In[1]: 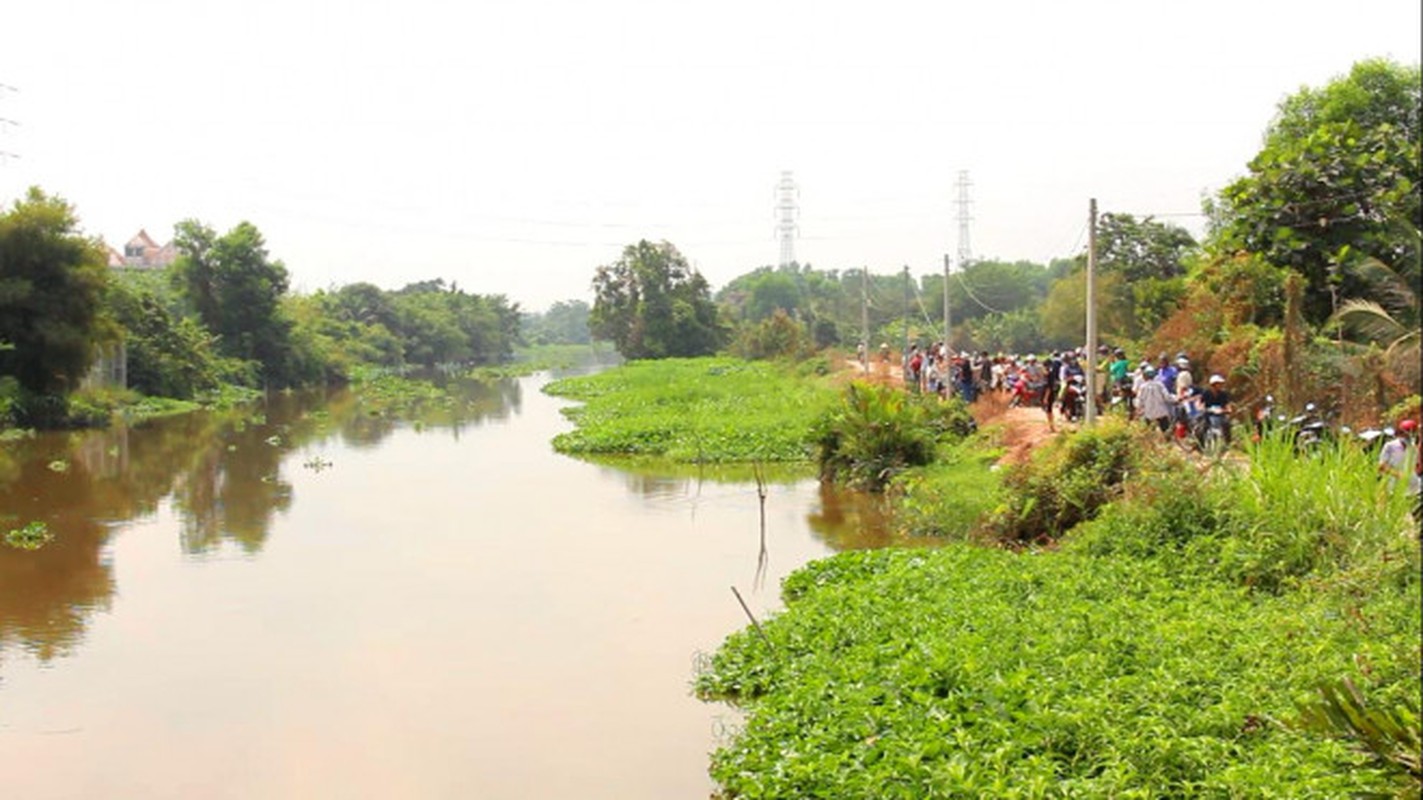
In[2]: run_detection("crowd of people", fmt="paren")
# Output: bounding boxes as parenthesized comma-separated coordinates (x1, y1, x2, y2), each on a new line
(873, 343, 1217, 434)
(856, 340, 1420, 506)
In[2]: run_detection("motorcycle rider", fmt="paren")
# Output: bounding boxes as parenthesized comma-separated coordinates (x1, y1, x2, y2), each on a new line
(1197, 374, 1232, 447)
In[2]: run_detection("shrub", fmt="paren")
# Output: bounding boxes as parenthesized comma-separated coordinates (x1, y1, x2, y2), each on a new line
(1209, 430, 1420, 593)
(812, 382, 975, 492)
(987, 416, 1140, 543)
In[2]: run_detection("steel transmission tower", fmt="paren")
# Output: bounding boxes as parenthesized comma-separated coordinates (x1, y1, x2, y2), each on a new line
(954, 170, 973, 267)
(0, 83, 18, 168)
(774, 170, 799, 267)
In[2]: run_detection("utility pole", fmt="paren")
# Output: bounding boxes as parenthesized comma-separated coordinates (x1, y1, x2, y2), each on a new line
(942, 254, 951, 354)
(1085, 198, 1099, 426)
(902, 265, 911, 377)
(861, 267, 870, 375)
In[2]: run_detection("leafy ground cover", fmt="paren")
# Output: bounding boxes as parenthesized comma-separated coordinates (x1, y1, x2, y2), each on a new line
(696, 545, 1420, 798)
(698, 414, 1422, 798)
(543, 357, 836, 462)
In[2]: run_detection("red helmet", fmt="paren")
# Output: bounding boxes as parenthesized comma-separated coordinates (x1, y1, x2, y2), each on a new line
(1400, 419, 1418, 432)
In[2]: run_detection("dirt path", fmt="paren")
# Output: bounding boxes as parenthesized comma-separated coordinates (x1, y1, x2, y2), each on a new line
(838, 356, 1061, 465)
(970, 391, 1060, 466)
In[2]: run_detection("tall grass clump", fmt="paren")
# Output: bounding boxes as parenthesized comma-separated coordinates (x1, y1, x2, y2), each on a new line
(1212, 430, 1419, 593)
(811, 382, 976, 492)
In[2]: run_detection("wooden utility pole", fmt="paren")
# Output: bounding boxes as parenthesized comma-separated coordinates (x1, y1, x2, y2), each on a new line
(943, 254, 951, 355)
(861, 267, 870, 375)
(1085, 198, 1099, 426)
(902, 265, 911, 374)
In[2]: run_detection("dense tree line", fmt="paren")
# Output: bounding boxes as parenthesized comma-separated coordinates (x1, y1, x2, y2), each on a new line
(0, 198, 522, 425)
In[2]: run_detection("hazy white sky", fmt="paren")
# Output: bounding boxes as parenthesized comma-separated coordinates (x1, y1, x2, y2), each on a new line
(2, 0, 1419, 311)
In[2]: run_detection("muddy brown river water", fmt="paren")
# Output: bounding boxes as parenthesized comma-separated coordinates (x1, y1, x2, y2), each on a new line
(0, 370, 904, 798)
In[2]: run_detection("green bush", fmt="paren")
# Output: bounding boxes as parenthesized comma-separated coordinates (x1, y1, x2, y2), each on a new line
(987, 416, 1141, 543)
(1066, 452, 1222, 566)
(812, 382, 976, 492)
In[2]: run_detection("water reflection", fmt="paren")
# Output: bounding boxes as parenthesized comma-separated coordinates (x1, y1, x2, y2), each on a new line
(0, 377, 527, 662)
(806, 481, 929, 550)
(1, 362, 946, 799)
(1, 370, 920, 672)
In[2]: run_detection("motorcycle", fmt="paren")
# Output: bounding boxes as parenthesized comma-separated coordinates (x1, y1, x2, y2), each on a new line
(1008, 376, 1047, 410)
(1060, 376, 1087, 422)
(1110, 379, 1135, 419)
(1290, 402, 1330, 453)
(1254, 395, 1278, 441)
(1195, 405, 1231, 455)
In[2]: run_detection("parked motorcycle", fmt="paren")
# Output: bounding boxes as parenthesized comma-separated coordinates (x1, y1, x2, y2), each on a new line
(1290, 402, 1330, 452)
(1110, 379, 1135, 419)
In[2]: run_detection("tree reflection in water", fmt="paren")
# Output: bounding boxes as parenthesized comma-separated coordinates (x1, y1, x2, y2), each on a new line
(0, 376, 523, 662)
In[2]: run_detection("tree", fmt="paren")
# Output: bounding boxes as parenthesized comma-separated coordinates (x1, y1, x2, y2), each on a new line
(923, 259, 1051, 326)
(1095, 213, 1197, 283)
(386, 281, 520, 367)
(0, 188, 109, 396)
(172, 220, 295, 384)
(524, 299, 592, 345)
(108, 273, 224, 398)
(1038, 271, 1135, 348)
(1210, 59, 1421, 325)
(590, 240, 725, 358)
(1331, 224, 1422, 394)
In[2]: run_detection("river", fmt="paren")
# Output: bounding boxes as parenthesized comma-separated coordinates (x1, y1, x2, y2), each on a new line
(0, 369, 902, 799)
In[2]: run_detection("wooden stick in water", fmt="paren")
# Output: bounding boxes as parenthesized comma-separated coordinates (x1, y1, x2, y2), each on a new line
(731, 585, 775, 652)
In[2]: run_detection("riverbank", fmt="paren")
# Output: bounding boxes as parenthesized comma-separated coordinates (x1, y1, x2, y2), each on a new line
(694, 356, 1421, 798)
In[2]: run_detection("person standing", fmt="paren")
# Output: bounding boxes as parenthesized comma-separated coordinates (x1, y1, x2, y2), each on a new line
(1379, 419, 1419, 498)
(1135, 365, 1175, 435)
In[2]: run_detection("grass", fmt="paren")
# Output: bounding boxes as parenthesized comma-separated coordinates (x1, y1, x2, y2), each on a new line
(543, 357, 837, 462)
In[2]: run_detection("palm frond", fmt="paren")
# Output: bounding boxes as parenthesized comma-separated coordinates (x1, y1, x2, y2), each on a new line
(1334, 299, 1408, 345)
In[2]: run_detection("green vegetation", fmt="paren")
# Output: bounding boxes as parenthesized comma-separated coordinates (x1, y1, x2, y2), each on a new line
(811, 382, 977, 492)
(590, 240, 727, 359)
(1, 203, 523, 430)
(544, 357, 835, 462)
(522, 300, 592, 346)
(0, 189, 109, 424)
(468, 342, 618, 380)
(698, 424, 1422, 798)
(4, 520, 52, 550)
(696, 545, 1419, 798)
(891, 441, 1003, 539)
